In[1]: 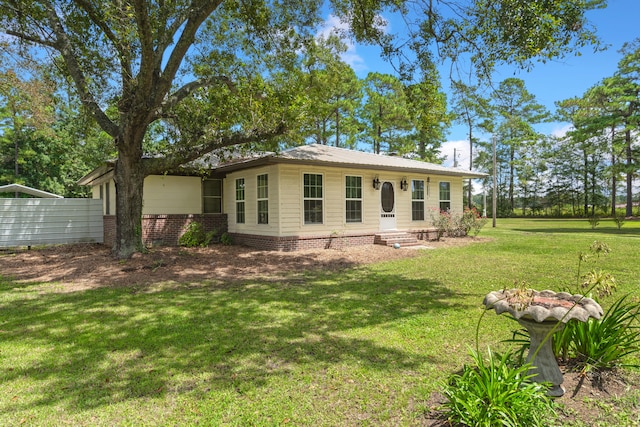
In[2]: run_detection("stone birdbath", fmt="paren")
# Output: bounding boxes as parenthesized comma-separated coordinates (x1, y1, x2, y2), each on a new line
(483, 289, 603, 397)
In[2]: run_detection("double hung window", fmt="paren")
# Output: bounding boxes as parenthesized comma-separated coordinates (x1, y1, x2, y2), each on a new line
(304, 173, 323, 224)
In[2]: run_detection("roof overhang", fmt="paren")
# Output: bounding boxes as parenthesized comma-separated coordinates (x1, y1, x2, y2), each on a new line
(77, 163, 115, 186)
(215, 146, 488, 179)
(0, 183, 64, 198)
(77, 144, 489, 186)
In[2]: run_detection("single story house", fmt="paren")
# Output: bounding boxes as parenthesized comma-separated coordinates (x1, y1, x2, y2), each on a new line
(78, 144, 486, 250)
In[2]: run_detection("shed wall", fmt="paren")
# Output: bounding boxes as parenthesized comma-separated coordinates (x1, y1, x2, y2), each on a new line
(0, 199, 103, 247)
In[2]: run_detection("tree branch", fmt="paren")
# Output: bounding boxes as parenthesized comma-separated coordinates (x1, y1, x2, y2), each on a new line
(152, 75, 236, 121)
(74, 0, 134, 83)
(155, 1, 222, 103)
(132, 0, 155, 93)
(5, 30, 55, 48)
(75, 0, 133, 96)
(143, 122, 287, 175)
(40, 1, 120, 138)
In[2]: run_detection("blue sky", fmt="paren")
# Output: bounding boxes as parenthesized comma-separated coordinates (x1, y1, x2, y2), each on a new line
(320, 0, 640, 167)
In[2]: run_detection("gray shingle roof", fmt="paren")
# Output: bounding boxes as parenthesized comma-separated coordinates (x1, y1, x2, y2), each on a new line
(216, 144, 487, 178)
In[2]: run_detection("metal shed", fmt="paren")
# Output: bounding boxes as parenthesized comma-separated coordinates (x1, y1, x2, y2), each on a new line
(0, 184, 103, 247)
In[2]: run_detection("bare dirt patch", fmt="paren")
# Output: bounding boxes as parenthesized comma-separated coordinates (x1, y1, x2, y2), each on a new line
(0, 238, 480, 291)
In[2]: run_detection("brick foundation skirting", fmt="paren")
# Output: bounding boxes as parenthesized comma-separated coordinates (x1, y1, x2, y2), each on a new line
(102, 214, 227, 247)
(408, 228, 440, 241)
(102, 216, 439, 251)
(230, 232, 376, 251)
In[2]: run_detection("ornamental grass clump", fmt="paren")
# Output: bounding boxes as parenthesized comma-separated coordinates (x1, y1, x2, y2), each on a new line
(442, 348, 554, 427)
(554, 295, 640, 373)
(552, 241, 639, 371)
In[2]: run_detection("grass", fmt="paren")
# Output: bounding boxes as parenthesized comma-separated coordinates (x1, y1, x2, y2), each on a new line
(0, 218, 639, 426)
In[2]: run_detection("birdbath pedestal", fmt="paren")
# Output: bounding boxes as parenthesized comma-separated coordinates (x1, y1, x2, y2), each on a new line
(483, 289, 603, 397)
(517, 318, 565, 396)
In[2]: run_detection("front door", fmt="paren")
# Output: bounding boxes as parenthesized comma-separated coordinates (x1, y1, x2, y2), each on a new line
(379, 181, 396, 231)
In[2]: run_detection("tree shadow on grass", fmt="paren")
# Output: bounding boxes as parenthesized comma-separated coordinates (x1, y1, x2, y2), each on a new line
(0, 266, 470, 418)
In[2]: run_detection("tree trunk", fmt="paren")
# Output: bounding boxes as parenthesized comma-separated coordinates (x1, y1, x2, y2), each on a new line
(591, 154, 597, 216)
(611, 154, 617, 217)
(335, 108, 340, 147)
(113, 128, 146, 259)
(468, 121, 473, 209)
(610, 125, 617, 217)
(583, 149, 589, 215)
(509, 145, 515, 212)
(625, 128, 633, 217)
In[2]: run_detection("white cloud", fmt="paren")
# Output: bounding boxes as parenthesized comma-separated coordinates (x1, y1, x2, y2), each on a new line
(441, 139, 471, 169)
(550, 123, 574, 138)
(316, 14, 388, 72)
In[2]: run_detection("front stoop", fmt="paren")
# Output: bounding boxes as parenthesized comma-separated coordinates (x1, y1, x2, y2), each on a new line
(374, 232, 420, 247)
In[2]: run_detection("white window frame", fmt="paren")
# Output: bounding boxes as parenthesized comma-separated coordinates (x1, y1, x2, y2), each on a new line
(411, 179, 425, 221)
(203, 179, 223, 214)
(439, 181, 451, 211)
(303, 173, 323, 225)
(257, 174, 268, 224)
(345, 175, 363, 223)
(235, 178, 245, 224)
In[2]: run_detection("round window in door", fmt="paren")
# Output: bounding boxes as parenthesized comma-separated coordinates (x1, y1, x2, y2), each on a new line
(381, 182, 395, 212)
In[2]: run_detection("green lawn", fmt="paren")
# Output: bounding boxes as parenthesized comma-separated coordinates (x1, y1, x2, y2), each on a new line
(1, 218, 639, 426)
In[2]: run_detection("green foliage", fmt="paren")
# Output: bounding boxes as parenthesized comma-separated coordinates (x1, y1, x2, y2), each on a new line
(430, 208, 488, 239)
(588, 215, 600, 229)
(554, 295, 640, 372)
(614, 213, 626, 229)
(442, 348, 554, 427)
(178, 222, 216, 247)
(292, 35, 363, 148)
(575, 240, 615, 297)
(359, 72, 414, 154)
(220, 232, 233, 246)
(462, 207, 489, 237)
(430, 209, 454, 240)
(0, 0, 610, 257)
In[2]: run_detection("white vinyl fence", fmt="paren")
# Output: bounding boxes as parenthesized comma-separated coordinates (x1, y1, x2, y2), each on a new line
(0, 198, 103, 248)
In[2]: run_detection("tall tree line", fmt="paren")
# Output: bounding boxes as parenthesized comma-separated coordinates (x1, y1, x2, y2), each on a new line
(0, 37, 448, 199)
(0, 52, 113, 197)
(468, 39, 639, 217)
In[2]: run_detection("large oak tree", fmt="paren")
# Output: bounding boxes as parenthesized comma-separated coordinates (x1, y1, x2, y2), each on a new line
(0, 0, 605, 258)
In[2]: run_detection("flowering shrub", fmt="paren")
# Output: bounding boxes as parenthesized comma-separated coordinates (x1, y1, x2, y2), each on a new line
(430, 207, 488, 240)
(462, 207, 489, 237)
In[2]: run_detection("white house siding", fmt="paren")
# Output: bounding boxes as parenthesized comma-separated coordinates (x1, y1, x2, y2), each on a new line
(90, 181, 117, 215)
(0, 198, 103, 247)
(223, 164, 464, 238)
(225, 165, 281, 237)
(395, 176, 465, 230)
(142, 175, 202, 215)
(90, 175, 202, 215)
(277, 164, 372, 237)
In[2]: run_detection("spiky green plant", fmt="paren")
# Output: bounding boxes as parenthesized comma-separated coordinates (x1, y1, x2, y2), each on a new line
(442, 348, 554, 427)
(554, 295, 640, 373)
